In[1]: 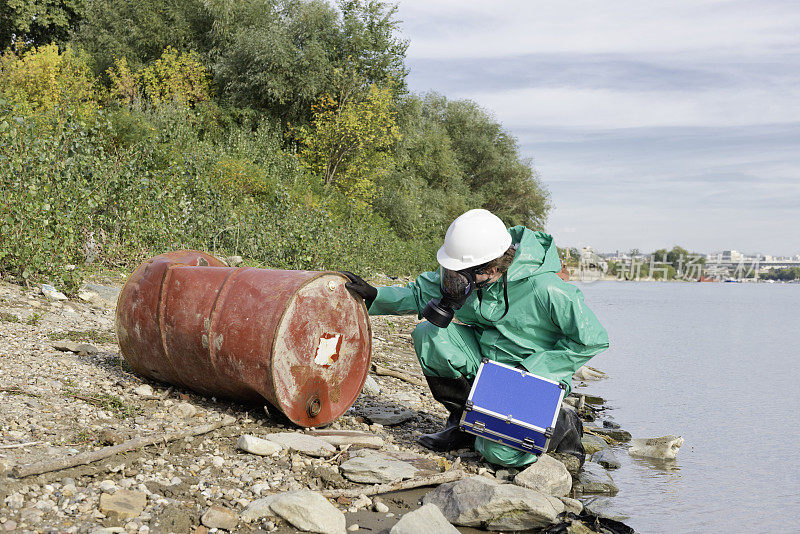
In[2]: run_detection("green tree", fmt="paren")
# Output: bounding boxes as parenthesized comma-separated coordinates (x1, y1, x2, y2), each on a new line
(337, 0, 408, 93)
(415, 93, 550, 229)
(210, 0, 407, 124)
(373, 93, 471, 239)
(0, 0, 87, 49)
(297, 84, 400, 206)
(74, 0, 212, 76)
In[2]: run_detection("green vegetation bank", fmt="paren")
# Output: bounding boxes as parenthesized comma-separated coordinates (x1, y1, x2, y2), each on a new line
(0, 0, 550, 292)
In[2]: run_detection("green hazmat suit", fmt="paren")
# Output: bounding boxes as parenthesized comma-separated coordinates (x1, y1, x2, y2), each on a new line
(368, 226, 610, 467)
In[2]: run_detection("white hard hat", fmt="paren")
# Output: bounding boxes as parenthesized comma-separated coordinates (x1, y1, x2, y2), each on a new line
(437, 209, 512, 271)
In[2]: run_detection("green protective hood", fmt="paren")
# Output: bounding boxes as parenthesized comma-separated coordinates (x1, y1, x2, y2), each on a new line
(368, 224, 608, 393)
(505, 226, 563, 282)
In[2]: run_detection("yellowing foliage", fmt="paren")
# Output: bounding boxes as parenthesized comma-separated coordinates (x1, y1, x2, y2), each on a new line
(298, 84, 401, 207)
(0, 44, 98, 118)
(107, 57, 139, 105)
(210, 157, 274, 199)
(107, 48, 210, 107)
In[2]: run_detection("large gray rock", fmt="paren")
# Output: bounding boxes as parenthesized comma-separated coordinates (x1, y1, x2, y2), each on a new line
(133, 384, 154, 398)
(548, 452, 581, 476)
(513, 454, 572, 496)
(557, 496, 583, 515)
(423, 476, 565, 531)
(238, 434, 283, 456)
(78, 283, 121, 307)
(42, 283, 68, 301)
(359, 405, 415, 426)
(242, 490, 345, 534)
(628, 435, 684, 460)
(591, 449, 621, 469)
(582, 496, 629, 521)
(265, 432, 336, 457)
(201, 505, 238, 530)
(340, 450, 418, 484)
(309, 430, 384, 449)
(241, 496, 277, 522)
(581, 434, 608, 455)
(390, 503, 459, 534)
(574, 463, 618, 495)
(98, 490, 146, 520)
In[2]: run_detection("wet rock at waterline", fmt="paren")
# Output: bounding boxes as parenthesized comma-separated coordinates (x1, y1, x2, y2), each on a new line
(389, 503, 460, 534)
(574, 463, 619, 495)
(582, 496, 630, 521)
(587, 426, 632, 442)
(581, 434, 609, 455)
(591, 449, 621, 469)
(423, 475, 565, 530)
(628, 435, 684, 459)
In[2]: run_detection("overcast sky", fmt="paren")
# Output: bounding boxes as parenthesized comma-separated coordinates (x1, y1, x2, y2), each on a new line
(394, 1, 800, 256)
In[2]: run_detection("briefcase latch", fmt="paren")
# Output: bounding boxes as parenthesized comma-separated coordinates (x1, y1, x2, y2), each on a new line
(473, 421, 486, 433)
(522, 437, 535, 450)
(465, 400, 473, 411)
(545, 426, 554, 439)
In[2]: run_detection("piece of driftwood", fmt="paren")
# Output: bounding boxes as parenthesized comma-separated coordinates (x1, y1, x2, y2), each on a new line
(0, 441, 41, 450)
(12, 416, 236, 478)
(321, 460, 466, 499)
(370, 363, 426, 387)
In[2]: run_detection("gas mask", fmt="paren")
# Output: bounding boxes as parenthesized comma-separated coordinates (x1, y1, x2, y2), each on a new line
(421, 266, 489, 328)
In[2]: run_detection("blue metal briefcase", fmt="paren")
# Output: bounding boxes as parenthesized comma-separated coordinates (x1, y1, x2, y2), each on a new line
(460, 359, 566, 454)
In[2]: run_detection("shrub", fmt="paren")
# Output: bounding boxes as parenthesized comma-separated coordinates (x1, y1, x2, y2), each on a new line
(0, 44, 99, 120)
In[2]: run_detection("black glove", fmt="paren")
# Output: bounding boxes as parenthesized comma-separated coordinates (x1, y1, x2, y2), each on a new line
(340, 271, 377, 309)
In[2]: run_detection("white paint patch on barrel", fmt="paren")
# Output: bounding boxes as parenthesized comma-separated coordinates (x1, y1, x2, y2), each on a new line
(314, 333, 342, 367)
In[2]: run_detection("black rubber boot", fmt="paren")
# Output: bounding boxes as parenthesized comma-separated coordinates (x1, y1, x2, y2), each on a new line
(418, 375, 475, 452)
(546, 407, 586, 467)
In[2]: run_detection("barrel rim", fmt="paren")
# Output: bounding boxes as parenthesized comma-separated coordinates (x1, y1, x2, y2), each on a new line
(269, 270, 372, 427)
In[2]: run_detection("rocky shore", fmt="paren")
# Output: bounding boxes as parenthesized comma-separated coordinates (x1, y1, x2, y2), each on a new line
(0, 274, 640, 533)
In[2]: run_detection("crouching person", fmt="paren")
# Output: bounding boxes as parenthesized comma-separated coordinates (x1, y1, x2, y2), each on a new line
(342, 209, 609, 468)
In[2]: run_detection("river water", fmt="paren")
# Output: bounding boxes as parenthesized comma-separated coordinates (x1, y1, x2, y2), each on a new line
(575, 281, 800, 533)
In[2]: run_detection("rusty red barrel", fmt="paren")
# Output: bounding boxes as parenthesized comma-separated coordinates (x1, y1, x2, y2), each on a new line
(115, 250, 372, 427)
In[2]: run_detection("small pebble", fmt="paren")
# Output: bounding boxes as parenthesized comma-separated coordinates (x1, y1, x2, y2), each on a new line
(374, 501, 389, 513)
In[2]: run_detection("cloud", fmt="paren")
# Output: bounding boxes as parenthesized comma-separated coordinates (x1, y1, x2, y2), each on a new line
(394, 0, 800, 255)
(397, 1, 800, 60)
(452, 86, 799, 130)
